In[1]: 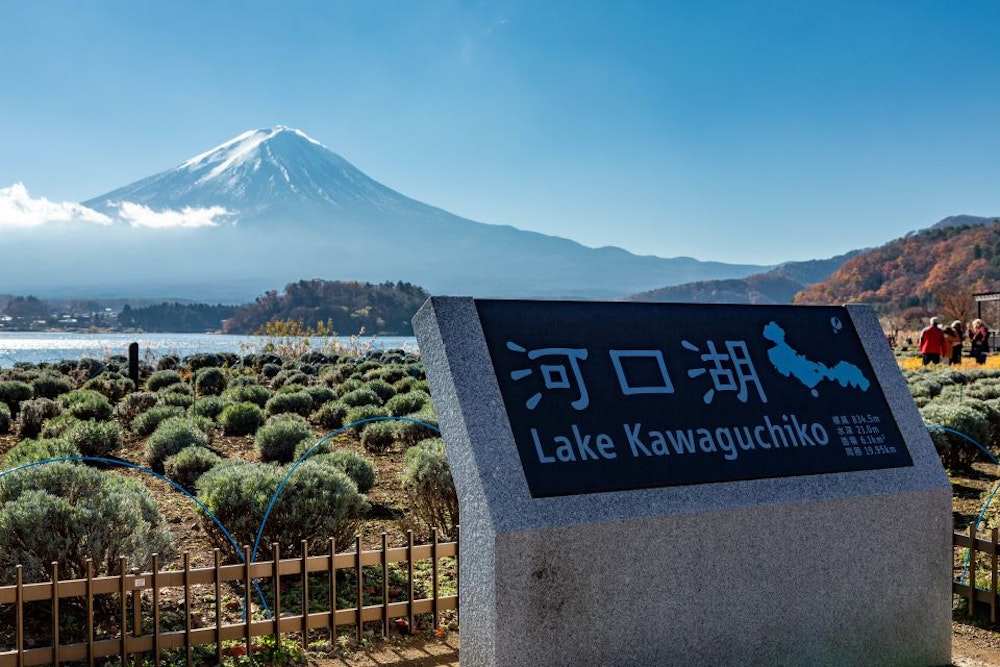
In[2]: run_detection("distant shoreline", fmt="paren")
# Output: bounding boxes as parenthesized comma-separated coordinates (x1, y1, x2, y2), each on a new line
(0, 331, 418, 368)
(1, 328, 218, 335)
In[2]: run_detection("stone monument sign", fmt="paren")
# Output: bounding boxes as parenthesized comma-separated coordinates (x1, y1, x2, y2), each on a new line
(414, 297, 951, 667)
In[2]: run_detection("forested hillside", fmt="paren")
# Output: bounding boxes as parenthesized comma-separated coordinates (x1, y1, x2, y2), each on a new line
(625, 251, 859, 305)
(795, 223, 1000, 321)
(118, 303, 239, 332)
(626, 274, 805, 305)
(0, 281, 429, 334)
(223, 279, 429, 335)
(628, 221, 1000, 331)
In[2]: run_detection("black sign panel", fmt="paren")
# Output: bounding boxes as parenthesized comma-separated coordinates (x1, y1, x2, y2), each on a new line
(475, 300, 913, 498)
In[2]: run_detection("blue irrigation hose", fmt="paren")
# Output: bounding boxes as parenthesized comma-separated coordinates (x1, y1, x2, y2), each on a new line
(959, 477, 1000, 589)
(250, 416, 440, 566)
(925, 423, 999, 542)
(0, 455, 272, 617)
(924, 424, 1000, 587)
(925, 424, 1000, 467)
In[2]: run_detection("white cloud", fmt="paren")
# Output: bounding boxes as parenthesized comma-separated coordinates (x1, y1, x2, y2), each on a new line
(114, 201, 233, 228)
(0, 182, 113, 228)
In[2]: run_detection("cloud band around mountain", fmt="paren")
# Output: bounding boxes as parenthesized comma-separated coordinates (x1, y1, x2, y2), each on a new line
(0, 183, 112, 228)
(0, 183, 234, 229)
(112, 201, 233, 228)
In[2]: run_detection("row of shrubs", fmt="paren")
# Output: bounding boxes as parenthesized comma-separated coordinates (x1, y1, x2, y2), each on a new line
(907, 367, 1000, 469)
(0, 351, 435, 451)
(0, 348, 457, 586)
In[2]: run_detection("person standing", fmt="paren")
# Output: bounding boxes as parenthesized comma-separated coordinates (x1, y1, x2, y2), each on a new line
(971, 319, 990, 365)
(919, 317, 946, 366)
(942, 324, 959, 365)
(950, 320, 966, 365)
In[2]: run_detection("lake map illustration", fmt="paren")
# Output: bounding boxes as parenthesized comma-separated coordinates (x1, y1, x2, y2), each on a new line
(763, 320, 870, 397)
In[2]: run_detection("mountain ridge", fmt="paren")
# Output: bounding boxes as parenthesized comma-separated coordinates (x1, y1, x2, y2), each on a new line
(625, 214, 1000, 316)
(7, 126, 997, 316)
(2, 126, 764, 301)
(623, 251, 863, 305)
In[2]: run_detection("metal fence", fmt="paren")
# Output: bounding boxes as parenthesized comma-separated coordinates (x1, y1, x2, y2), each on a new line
(0, 531, 457, 667)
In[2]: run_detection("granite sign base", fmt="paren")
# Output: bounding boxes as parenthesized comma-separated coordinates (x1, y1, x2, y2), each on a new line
(414, 297, 952, 667)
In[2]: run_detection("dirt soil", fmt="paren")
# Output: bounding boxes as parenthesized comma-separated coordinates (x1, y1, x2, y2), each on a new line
(308, 622, 1000, 666)
(313, 622, 999, 667)
(955, 621, 1000, 666)
(310, 628, 1000, 667)
(310, 636, 459, 667)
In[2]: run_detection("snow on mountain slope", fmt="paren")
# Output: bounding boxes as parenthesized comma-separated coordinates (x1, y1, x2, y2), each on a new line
(51, 125, 771, 300)
(83, 126, 429, 220)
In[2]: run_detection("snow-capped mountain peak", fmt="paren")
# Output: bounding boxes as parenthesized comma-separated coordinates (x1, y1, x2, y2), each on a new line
(9, 125, 768, 301)
(83, 126, 413, 220)
(180, 126, 326, 179)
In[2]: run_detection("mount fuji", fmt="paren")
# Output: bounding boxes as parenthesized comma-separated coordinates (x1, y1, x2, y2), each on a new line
(83, 127, 428, 223)
(6, 127, 767, 301)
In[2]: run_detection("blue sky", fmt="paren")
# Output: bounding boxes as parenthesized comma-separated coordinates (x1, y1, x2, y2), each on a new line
(2, 1, 999, 265)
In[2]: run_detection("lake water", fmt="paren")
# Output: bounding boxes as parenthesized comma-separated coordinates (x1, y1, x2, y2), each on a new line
(0, 332, 418, 368)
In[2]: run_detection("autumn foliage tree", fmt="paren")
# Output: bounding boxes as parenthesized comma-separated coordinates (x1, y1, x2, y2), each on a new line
(223, 279, 428, 336)
(934, 283, 975, 326)
(795, 222, 1000, 321)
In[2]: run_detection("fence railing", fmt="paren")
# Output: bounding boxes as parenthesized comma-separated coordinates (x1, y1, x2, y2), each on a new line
(3, 526, 996, 665)
(0, 531, 457, 667)
(954, 524, 1000, 622)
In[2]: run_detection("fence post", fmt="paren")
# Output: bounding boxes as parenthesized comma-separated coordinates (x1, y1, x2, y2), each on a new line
(301, 540, 310, 650)
(128, 342, 139, 387)
(381, 533, 389, 638)
(243, 545, 253, 660)
(16, 565, 24, 665)
(355, 535, 363, 644)
(969, 523, 978, 616)
(119, 556, 129, 665)
(214, 549, 223, 666)
(407, 530, 414, 635)
(183, 552, 192, 667)
(992, 528, 998, 624)
(272, 543, 282, 646)
(152, 553, 161, 667)
(328, 537, 337, 643)
(432, 528, 439, 630)
(86, 558, 95, 667)
(51, 561, 60, 666)
(131, 566, 141, 666)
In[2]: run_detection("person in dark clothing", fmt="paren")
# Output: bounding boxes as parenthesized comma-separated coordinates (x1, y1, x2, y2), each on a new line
(950, 320, 965, 365)
(971, 319, 990, 365)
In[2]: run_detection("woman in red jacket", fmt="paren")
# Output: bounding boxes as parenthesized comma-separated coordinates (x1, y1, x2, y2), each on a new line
(919, 317, 946, 366)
